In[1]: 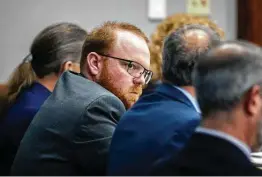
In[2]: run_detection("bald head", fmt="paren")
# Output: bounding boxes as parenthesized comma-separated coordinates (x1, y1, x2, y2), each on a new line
(162, 24, 221, 86)
(193, 40, 262, 117)
(184, 29, 210, 52)
(207, 40, 262, 58)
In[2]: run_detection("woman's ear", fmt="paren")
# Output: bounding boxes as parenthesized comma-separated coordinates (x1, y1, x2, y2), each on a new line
(59, 61, 81, 75)
(62, 61, 73, 72)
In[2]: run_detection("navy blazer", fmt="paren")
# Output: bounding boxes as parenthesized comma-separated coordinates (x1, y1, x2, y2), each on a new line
(108, 83, 201, 175)
(0, 82, 51, 175)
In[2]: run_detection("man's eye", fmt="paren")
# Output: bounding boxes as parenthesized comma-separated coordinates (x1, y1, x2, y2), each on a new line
(127, 62, 134, 69)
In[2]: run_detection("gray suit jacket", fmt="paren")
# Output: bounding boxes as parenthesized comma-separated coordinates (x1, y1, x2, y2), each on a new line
(11, 71, 126, 175)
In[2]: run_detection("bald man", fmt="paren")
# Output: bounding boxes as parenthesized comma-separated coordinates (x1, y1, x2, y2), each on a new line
(107, 24, 222, 175)
(166, 40, 262, 175)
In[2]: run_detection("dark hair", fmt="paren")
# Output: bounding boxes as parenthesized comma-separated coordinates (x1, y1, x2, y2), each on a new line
(0, 22, 87, 120)
(149, 13, 225, 82)
(162, 24, 221, 86)
(31, 22, 87, 78)
(80, 21, 149, 71)
(193, 40, 262, 117)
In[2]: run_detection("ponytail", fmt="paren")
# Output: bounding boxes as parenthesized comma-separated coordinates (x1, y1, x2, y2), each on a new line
(0, 54, 36, 120)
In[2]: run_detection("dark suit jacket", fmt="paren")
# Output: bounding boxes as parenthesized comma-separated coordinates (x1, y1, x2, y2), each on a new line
(142, 80, 161, 96)
(159, 132, 262, 176)
(108, 83, 200, 175)
(0, 82, 51, 175)
(11, 71, 126, 176)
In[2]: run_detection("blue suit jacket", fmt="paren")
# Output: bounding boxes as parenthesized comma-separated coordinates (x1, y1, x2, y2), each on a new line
(0, 82, 51, 175)
(108, 83, 201, 175)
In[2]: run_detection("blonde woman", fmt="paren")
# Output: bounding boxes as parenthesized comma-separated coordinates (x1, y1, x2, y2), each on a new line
(0, 23, 87, 175)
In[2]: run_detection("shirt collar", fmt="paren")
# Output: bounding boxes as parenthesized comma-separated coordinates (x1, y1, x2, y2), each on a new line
(173, 86, 201, 113)
(196, 127, 251, 159)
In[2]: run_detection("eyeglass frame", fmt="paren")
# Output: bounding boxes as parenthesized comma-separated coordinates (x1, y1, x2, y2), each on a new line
(97, 53, 153, 84)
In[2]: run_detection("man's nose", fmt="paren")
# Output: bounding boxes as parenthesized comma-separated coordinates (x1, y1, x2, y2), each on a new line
(133, 74, 145, 85)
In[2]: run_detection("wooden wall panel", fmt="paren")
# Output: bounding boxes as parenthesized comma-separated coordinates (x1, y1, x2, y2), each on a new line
(238, 0, 262, 45)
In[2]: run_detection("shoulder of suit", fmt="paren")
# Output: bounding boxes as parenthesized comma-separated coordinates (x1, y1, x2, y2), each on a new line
(53, 71, 124, 107)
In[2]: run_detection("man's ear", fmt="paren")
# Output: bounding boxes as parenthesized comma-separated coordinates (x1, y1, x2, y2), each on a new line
(86, 52, 103, 76)
(244, 85, 262, 117)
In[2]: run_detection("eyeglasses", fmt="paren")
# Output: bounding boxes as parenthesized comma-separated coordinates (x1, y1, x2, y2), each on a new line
(97, 53, 153, 84)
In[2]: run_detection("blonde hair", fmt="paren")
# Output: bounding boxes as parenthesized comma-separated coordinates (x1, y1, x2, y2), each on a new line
(150, 13, 225, 82)
(7, 62, 36, 103)
(0, 22, 87, 120)
(0, 60, 36, 119)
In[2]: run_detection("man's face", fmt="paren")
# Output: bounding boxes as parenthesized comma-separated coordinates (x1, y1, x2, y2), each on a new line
(255, 117, 262, 151)
(251, 102, 262, 151)
(97, 31, 150, 109)
(247, 87, 262, 151)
